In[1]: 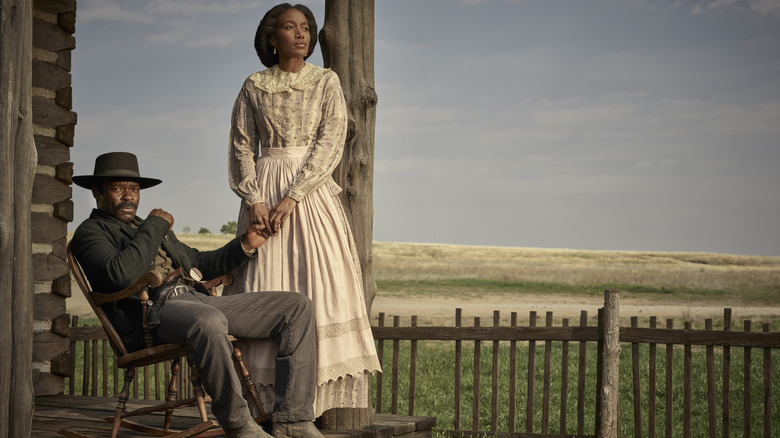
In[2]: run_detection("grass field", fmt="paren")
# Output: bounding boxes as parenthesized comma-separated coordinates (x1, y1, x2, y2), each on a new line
(372, 339, 780, 436)
(69, 234, 780, 434)
(179, 234, 780, 306)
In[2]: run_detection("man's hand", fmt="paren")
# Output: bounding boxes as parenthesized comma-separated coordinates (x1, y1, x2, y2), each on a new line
(269, 196, 298, 235)
(148, 208, 174, 231)
(241, 225, 270, 251)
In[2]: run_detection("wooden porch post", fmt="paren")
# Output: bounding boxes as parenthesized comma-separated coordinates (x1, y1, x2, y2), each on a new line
(0, 0, 37, 436)
(319, 0, 378, 315)
(317, 1, 377, 429)
(599, 289, 620, 437)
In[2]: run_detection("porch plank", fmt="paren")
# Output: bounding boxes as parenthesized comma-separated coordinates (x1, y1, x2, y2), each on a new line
(34, 396, 436, 438)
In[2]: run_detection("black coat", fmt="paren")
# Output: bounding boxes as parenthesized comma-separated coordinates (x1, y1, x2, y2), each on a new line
(71, 208, 253, 351)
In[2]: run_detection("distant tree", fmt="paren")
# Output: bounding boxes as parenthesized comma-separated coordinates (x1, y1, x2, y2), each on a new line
(220, 221, 237, 235)
(182, 226, 191, 234)
(198, 228, 211, 234)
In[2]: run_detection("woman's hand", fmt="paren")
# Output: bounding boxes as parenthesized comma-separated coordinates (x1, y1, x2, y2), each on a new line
(269, 196, 298, 235)
(249, 202, 272, 233)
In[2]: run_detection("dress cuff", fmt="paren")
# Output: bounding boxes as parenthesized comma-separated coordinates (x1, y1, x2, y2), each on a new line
(244, 197, 265, 208)
(285, 189, 303, 203)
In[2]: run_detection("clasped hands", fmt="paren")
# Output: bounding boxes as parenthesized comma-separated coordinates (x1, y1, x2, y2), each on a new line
(147, 204, 286, 253)
(240, 197, 297, 251)
(249, 196, 298, 237)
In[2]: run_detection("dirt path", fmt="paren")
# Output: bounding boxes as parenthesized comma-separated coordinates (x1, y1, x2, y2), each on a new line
(371, 292, 779, 325)
(67, 279, 778, 325)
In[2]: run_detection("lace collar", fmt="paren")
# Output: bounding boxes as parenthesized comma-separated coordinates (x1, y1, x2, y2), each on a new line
(248, 63, 329, 93)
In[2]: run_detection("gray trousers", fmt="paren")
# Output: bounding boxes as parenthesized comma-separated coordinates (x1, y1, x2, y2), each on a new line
(153, 290, 315, 429)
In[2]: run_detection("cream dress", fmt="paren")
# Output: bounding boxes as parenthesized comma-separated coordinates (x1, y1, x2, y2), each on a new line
(224, 63, 381, 417)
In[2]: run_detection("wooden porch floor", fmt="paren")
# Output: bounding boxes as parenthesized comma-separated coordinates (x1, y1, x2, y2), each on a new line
(33, 395, 435, 438)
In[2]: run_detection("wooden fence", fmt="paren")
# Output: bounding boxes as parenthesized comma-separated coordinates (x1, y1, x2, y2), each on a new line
(66, 316, 199, 402)
(65, 291, 779, 438)
(371, 296, 779, 437)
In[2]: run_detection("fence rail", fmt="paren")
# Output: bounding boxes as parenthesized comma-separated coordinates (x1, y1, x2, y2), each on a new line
(370, 294, 778, 437)
(67, 315, 198, 402)
(66, 291, 779, 438)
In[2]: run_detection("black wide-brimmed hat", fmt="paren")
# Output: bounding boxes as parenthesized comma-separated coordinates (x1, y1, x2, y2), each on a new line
(73, 152, 162, 189)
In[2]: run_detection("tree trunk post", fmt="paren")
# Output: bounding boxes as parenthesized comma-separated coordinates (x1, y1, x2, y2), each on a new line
(319, 0, 378, 315)
(0, 0, 37, 436)
(599, 289, 620, 437)
(318, 1, 377, 429)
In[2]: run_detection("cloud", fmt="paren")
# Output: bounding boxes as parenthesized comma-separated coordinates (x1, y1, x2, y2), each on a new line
(79, 0, 270, 24)
(78, 107, 228, 138)
(748, 0, 780, 16)
(374, 38, 406, 54)
(74, 106, 232, 171)
(188, 34, 237, 48)
(694, 0, 780, 17)
(78, 0, 151, 24)
(72, 0, 780, 255)
(146, 24, 191, 44)
(375, 156, 452, 176)
(375, 91, 780, 210)
(78, 0, 266, 48)
(71, 105, 238, 233)
(143, 0, 270, 16)
(143, 20, 236, 47)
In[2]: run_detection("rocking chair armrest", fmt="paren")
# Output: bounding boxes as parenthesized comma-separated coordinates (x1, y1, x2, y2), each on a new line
(90, 270, 165, 305)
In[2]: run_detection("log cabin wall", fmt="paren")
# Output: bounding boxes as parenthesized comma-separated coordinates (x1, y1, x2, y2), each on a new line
(30, 0, 77, 396)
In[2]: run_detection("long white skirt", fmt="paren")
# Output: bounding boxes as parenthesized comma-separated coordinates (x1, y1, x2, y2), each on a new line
(224, 146, 381, 417)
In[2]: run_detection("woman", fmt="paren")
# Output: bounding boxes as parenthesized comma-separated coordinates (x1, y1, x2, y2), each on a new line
(223, 3, 381, 418)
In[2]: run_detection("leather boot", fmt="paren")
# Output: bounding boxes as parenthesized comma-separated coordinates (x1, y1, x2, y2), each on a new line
(272, 421, 325, 438)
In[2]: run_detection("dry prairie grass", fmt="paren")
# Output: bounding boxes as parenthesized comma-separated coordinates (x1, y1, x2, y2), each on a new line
(371, 241, 780, 292)
(68, 233, 780, 295)
(177, 233, 238, 252)
(178, 235, 780, 292)
(173, 235, 779, 308)
(64, 233, 778, 322)
(59, 234, 776, 323)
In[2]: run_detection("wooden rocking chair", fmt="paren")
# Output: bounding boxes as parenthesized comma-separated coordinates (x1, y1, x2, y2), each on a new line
(60, 241, 269, 438)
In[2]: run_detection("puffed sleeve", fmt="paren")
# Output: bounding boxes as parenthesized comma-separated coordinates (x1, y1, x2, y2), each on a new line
(285, 71, 348, 202)
(228, 81, 264, 207)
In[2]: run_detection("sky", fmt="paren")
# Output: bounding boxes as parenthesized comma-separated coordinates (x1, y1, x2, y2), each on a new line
(68, 0, 780, 256)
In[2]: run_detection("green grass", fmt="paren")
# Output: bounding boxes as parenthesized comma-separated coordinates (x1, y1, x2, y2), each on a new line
(69, 316, 780, 435)
(374, 340, 780, 436)
(66, 236, 780, 434)
(67, 318, 187, 400)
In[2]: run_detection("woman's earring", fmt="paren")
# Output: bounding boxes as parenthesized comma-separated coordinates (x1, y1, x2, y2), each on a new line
(273, 46, 276, 55)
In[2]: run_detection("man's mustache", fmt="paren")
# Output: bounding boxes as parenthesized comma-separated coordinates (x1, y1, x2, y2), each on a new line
(115, 202, 138, 212)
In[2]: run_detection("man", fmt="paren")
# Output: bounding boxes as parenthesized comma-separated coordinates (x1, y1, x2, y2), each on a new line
(71, 152, 322, 438)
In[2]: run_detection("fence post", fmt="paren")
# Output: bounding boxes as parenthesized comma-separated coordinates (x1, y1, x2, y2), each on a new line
(600, 289, 620, 438)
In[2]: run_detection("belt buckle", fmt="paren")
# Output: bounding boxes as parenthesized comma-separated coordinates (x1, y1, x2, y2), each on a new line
(173, 284, 189, 297)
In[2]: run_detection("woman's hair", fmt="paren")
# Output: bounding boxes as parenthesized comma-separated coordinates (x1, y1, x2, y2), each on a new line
(255, 3, 318, 68)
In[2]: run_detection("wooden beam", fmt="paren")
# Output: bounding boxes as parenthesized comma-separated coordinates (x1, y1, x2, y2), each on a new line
(320, 0, 378, 314)
(0, 0, 37, 436)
